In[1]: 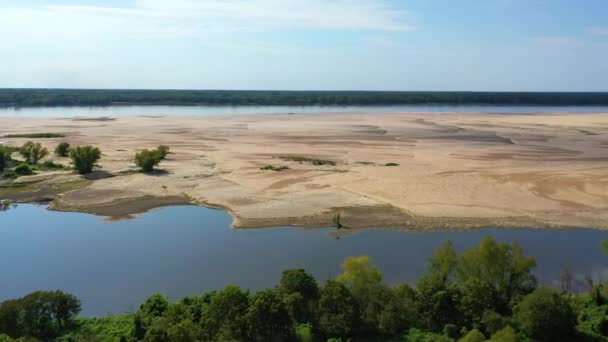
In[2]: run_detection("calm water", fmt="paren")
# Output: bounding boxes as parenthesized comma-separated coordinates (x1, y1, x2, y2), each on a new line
(1, 204, 607, 316)
(1, 105, 608, 118)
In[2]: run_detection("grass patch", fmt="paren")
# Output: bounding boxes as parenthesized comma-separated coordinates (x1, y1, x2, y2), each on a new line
(385, 162, 400, 167)
(4, 132, 65, 138)
(280, 156, 336, 166)
(260, 165, 289, 172)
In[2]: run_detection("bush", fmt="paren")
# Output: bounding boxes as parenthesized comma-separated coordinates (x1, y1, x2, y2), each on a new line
(513, 287, 577, 341)
(135, 149, 162, 173)
(14, 163, 33, 176)
(157, 145, 170, 160)
(70, 146, 101, 174)
(19, 141, 48, 164)
(0, 150, 5, 172)
(5, 132, 65, 138)
(260, 165, 289, 171)
(385, 162, 400, 166)
(54, 142, 70, 157)
(458, 328, 485, 342)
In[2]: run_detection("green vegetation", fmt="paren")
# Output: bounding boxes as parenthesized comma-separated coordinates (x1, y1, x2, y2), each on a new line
(2, 89, 608, 107)
(70, 146, 101, 174)
(13, 163, 33, 176)
(280, 156, 336, 166)
(4, 133, 65, 138)
(157, 145, 170, 160)
(19, 142, 48, 164)
(54, 142, 70, 157)
(135, 147, 166, 173)
(2, 236, 608, 341)
(260, 165, 289, 171)
(385, 162, 400, 166)
(0, 290, 80, 341)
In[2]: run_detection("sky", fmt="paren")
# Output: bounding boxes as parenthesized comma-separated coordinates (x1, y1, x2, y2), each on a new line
(1, 0, 607, 91)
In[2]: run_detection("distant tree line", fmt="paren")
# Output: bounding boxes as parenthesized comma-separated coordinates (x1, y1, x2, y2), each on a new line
(2, 89, 608, 107)
(1, 236, 608, 341)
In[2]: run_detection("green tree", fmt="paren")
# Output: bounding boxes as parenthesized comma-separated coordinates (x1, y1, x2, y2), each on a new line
(458, 328, 485, 342)
(246, 289, 294, 341)
(488, 325, 517, 342)
(199, 285, 250, 341)
(167, 319, 200, 342)
(157, 145, 170, 160)
(0, 149, 5, 172)
(456, 236, 537, 315)
(513, 287, 577, 341)
(135, 149, 162, 173)
(132, 294, 169, 341)
(317, 280, 359, 339)
(416, 273, 463, 332)
(70, 145, 101, 174)
(337, 256, 390, 334)
(279, 269, 319, 324)
(19, 141, 48, 164)
(54, 142, 70, 157)
(602, 240, 608, 255)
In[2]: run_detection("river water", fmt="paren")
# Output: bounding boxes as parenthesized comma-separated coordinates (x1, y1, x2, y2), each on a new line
(1, 204, 606, 316)
(1, 104, 608, 117)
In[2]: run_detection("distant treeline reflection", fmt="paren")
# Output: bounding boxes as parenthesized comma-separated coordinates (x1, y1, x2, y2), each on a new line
(2, 89, 608, 107)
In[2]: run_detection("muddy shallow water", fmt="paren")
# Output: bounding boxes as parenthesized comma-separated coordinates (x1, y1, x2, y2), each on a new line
(1, 204, 607, 316)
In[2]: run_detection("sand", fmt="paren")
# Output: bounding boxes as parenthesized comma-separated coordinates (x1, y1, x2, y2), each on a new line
(1, 111, 607, 230)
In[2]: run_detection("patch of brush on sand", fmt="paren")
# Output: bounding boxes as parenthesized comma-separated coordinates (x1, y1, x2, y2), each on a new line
(260, 165, 289, 172)
(279, 156, 336, 166)
(4, 133, 65, 138)
(0, 176, 92, 202)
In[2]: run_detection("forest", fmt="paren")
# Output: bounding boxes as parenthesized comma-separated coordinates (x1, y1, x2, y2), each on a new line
(1, 237, 608, 342)
(2, 89, 608, 107)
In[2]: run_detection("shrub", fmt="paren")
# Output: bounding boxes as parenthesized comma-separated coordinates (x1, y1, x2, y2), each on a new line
(40, 160, 65, 170)
(157, 145, 170, 160)
(54, 142, 70, 157)
(458, 328, 485, 342)
(260, 165, 289, 171)
(513, 287, 577, 341)
(0, 150, 5, 172)
(5, 132, 65, 138)
(70, 146, 101, 174)
(135, 149, 162, 173)
(385, 162, 400, 166)
(280, 156, 336, 166)
(19, 141, 48, 164)
(14, 163, 33, 176)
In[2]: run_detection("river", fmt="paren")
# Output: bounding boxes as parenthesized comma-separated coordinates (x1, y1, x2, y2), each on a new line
(1, 204, 606, 316)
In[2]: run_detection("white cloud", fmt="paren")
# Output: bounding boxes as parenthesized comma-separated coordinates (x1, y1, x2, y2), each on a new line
(0, 0, 414, 42)
(585, 27, 608, 36)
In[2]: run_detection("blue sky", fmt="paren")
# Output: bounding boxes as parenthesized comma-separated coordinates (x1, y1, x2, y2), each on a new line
(1, 0, 607, 91)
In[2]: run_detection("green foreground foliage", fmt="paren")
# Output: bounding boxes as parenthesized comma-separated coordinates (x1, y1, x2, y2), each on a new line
(2, 237, 608, 341)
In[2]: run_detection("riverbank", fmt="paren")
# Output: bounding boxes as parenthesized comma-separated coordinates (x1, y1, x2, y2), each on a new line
(1, 111, 607, 230)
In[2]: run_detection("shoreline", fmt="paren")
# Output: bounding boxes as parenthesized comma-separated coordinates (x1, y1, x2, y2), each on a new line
(1, 111, 607, 231)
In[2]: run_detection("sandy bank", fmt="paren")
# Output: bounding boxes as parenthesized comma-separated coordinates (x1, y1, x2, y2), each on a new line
(1, 111, 607, 230)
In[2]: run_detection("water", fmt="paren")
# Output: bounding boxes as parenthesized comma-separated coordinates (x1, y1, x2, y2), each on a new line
(1, 105, 608, 118)
(1, 204, 607, 316)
